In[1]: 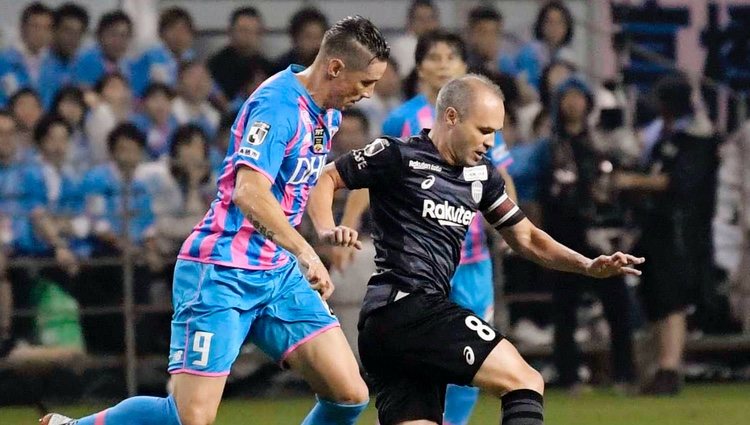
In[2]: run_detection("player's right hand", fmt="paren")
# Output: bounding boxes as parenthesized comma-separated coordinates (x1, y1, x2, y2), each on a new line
(319, 226, 362, 249)
(298, 251, 335, 300)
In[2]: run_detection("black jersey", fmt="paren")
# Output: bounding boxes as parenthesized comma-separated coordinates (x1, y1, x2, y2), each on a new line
(335, 130, 525, 316)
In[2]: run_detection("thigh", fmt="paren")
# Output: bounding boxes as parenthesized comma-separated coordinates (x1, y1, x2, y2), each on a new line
(168, 260, 252, 376)
(450, 259, 495, 321)
(249, 262, 339, 365)
(359, 294, 504, 387)
(284, 325, 366, 402)
(370, 371, 444, 425)
(472, 339, 543, 397)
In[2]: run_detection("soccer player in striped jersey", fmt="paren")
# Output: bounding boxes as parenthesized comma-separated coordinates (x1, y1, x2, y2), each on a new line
(42, 15, 389, 425)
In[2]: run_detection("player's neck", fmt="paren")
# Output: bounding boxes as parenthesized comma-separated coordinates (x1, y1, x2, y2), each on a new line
(427, 128, 458, 166)
(295, 64, 330, 110)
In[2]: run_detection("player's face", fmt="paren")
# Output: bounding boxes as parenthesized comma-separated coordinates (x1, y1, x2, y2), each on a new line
(40, 124, 71, 167)
(331, 59, 388, 109)
(450, 90, 505, 166)
(417, 42, 468, 94)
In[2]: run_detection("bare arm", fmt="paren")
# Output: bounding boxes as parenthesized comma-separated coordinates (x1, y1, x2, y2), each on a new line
(499, 218, 643, 277)
(234, 166, 336, 298)
(340, 189, 370, 229)
(306, 163, 361, 246)
(30, 209, 79, 274)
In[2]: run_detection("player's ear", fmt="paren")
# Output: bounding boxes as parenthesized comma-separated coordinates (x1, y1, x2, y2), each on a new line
(328, 58, 345, 79)
(445, 107, 459, 126)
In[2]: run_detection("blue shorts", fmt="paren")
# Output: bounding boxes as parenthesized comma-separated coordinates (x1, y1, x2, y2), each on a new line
(449, 258, 494, 321)
(168, 259, 339, 376)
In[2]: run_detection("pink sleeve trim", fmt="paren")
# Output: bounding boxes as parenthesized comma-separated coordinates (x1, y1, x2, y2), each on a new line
(235, 160, 274, 184)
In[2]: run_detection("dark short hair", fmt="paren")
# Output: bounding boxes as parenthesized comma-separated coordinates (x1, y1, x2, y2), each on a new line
(321, 15, 389, 68)
(415, 30, 467, 66)
(94, 72, 128, 94)
(107, 122, 146, 154)
(408, 0, 438, 21)
(169, 124, 208, 158)
(230, 6, 261, 27)
(534, 1, 574, 45)
(289, 7, 328, 40)
(468, 5, 502, 27)
(8, 88, 41, 110)
(97, 10, 132, 37)
(342, 108, 370, 135)
(51, 85, 87, 115)
(54, 3, 89, 30)
(143, 82, 175, 99)
(21, 2, 53, 26)
(159, 7, 194, 35)
(0, 109, 14, 121)
(33, 114, 72, 145)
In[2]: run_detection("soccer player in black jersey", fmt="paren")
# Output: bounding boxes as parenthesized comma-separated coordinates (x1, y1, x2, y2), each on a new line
(308, 74, 644, 425)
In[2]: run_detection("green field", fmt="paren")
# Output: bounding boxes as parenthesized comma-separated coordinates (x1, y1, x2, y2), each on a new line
(1, 383, 748, 424)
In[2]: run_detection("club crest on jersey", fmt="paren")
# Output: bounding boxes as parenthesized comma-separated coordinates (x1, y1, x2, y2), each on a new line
(246, 121, 270, 145)
(471, 181, 483, 203)
(313, 128, 325, 153)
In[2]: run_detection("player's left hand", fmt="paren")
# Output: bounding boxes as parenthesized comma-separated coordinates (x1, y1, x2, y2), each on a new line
(586, 252, 645, 278)
(319, 226, 362, 249)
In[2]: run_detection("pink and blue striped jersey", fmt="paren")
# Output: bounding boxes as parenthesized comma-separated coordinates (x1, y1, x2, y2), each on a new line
(179, 65, 341, 270)
(381, 94, 512, 264)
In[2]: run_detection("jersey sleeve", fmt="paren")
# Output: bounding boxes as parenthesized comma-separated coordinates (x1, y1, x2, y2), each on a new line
(231, 97, 298, 183)
(335, 138, 402, 189)
(480, 162, 525, 230)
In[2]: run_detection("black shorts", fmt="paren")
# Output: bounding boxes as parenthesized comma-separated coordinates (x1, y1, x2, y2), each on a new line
(358, 292, 504, 425)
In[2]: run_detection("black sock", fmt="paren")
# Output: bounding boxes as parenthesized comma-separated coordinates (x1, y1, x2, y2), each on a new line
(501, 389, 544, 425)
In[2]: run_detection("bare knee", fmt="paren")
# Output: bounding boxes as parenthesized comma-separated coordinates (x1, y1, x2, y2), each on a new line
(176, 403, 218, 425)
(329, 378, 369, 404)
(505, 367, 545, 396)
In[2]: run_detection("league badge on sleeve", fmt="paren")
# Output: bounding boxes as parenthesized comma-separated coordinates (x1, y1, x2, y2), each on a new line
(246, 121, 271, 145)
(313, 128, 325, 153)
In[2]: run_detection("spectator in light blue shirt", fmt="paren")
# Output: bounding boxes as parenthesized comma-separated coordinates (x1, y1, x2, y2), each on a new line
(130, 83, 179, 160)
(0, 2, 53, 107)
(73, 10, 134, 88)
(38, 3, 89, 109)
(132, 7, 196, 97)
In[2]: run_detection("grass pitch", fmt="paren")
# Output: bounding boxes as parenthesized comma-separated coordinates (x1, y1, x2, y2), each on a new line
(0, 383, 747, 424)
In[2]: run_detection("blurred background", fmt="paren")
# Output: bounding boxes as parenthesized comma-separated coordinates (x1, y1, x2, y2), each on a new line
(0, 0, 749, 423)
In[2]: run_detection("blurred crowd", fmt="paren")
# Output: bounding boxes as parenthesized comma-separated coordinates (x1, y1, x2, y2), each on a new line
(0, 0, 747, 393)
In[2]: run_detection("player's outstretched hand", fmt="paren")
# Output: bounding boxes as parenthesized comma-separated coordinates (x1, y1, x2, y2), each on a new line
(298, 251, 335, 300)
(319, 226, 363, 249)
(586, 252, 645, 278)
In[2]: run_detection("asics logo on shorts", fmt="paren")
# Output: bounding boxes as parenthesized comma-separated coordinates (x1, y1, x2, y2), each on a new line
(463, 346, 475, 365)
